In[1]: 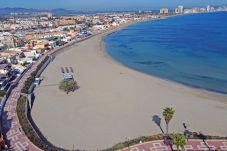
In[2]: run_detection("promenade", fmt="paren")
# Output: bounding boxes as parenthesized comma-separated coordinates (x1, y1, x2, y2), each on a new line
(0, 34, 97, 150)
(1, 57, 45, 151)
(121, 139, 227, 151)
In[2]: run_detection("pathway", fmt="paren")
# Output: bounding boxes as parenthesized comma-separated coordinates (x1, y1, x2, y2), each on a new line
(121, 139, 227, 151)
(2, 58, 45, 151)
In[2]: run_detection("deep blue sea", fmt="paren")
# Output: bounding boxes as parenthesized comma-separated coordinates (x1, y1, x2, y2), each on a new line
(105, 12, 227, 94)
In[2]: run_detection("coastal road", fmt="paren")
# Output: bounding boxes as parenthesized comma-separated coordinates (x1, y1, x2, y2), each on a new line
(121, 139, 227, 151)
(2, 57, 45, 151)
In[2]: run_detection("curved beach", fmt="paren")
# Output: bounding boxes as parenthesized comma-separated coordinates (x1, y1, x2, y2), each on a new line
(32, 26, 227, 150)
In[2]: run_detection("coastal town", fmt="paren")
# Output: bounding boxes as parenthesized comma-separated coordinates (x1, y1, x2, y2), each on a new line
(0, 4, 226, 95)
(0, 4, 227, 151)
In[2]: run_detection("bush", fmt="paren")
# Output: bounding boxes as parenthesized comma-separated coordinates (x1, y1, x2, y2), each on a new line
(21, 77, 35, 94)
(21, 56, 49, 94)
(59, 80, 78, 94)
(0, 90, 6, 97)
(21, 62, 29, 67)
(18, 56, 71, 150)
(17, 96, 67, 151)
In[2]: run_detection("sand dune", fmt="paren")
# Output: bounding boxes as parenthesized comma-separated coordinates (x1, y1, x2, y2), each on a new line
(32, 27, 227, 150)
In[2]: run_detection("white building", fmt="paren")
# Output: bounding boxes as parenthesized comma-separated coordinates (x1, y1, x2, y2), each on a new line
(92, 25, 106, 30)
(47, 12, 53, 19)
(17, 57, 33, 64)
(160, 8, 169, 14)
(179, 5, 184, 13)
(175, 5, 184, 14)
(23, 50, 41, 60)
(207, 5, 211, 12)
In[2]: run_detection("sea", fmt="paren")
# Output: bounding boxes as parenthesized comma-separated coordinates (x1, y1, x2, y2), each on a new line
(105, 12, 227, 94)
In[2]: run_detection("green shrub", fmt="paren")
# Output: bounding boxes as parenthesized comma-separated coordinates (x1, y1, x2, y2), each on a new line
(18, 55, 70, 150)
(21, 56, 49, 94)
(59, 80, 78, 93)
(21, 77, 35, 94)
(17, 96, 67, 151)
(0, 90, 6, 97)
(21, 62, 29, 67)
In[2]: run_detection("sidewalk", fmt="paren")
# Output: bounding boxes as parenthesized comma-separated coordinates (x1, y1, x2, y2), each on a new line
(121, 139, 227, 151)
(2, 58, 44, 151)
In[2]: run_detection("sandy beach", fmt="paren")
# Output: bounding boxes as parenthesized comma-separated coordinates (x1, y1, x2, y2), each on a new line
(31, 24, 227, 150)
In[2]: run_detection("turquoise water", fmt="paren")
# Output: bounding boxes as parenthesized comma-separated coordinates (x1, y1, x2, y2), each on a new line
(105, 12, 227, 94)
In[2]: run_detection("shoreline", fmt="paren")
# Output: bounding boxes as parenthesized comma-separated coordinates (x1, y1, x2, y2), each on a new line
(100, 20, 227, 102)
(32, 17, 227, 150)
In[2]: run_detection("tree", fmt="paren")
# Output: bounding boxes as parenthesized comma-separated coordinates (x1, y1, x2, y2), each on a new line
(59, 80, 78, 94)
(172, 134, 186, 151)
(0, 90, 6, 97)
(63, 27, 70, 31)
(162, 107, 175, 134)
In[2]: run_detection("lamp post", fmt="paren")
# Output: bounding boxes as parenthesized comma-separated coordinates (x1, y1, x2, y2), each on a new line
(126, 137, 130, 150)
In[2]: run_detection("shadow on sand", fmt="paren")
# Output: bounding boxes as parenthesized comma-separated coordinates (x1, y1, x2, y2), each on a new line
(152, 115, 165, 134)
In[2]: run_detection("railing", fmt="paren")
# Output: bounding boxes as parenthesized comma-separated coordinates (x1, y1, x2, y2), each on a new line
(20, 55, 68, 150)
(27, 56, 52, 95)
(35, 56, 52, 78)
(0, 63, 33, 122)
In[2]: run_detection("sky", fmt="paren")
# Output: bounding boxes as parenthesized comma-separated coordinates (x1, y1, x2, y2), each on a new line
(0, 0, 227, 11)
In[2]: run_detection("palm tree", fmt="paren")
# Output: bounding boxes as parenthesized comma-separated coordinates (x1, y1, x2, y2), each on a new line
(172, 134, 186, 151)
(162, 107, 175, 134)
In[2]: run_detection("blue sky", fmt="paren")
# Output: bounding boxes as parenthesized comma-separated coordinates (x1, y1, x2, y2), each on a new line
(0, 0, 227, 11)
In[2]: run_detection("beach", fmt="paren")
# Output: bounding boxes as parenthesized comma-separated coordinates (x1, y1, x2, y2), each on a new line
(31, 24, 227, 150)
